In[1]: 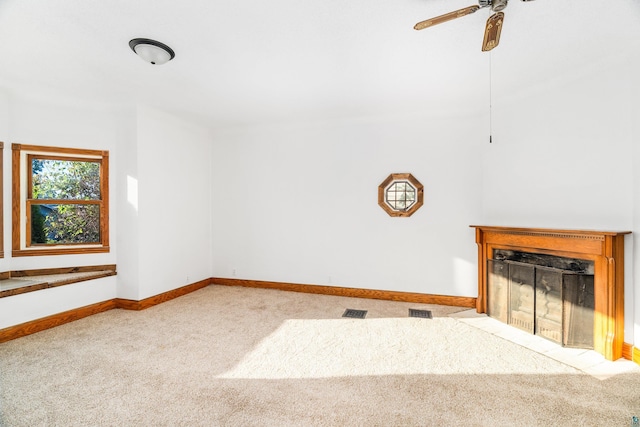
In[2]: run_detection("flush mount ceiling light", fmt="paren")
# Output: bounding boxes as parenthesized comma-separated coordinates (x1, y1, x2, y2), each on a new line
(129, 38, 175, 65)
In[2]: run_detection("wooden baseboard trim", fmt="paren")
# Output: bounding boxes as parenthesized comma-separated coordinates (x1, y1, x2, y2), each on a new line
(0, 300, 116, 344)
(115, 279, 211, 311)
(210, 277, 477, 308)
(623, 342, 632, 360)
(622, 342, 640, 366)
(2, 275, 634, 364)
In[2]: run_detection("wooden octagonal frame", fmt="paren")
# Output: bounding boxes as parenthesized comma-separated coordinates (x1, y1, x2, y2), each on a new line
(378, 173, 424, 217)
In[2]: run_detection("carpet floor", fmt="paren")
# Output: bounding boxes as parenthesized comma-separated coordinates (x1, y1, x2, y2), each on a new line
(1, 285, 639, 426)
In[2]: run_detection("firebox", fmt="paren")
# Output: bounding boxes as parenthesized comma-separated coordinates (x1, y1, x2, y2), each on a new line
(487, 251, 595, 348)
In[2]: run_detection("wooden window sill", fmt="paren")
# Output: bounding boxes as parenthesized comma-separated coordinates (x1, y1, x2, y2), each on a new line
(12, 247, 110, 257)
(0, 265, 116, 298)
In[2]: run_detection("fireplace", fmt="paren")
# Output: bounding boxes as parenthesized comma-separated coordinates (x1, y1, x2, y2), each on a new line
(471, 226, 629, 361)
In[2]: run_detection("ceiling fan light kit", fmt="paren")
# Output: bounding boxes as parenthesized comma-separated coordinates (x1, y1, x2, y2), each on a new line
(486, 0, 508, 12)
(414, 0, 534, 51)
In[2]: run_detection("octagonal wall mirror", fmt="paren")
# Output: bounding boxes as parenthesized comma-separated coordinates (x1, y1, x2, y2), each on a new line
(378, 173, 424, 217)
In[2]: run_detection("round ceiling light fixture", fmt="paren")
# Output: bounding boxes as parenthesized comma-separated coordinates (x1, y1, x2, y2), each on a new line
(129, 38, 175, 65)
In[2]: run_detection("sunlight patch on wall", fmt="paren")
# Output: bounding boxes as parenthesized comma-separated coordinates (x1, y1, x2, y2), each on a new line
(127, 175, 138, 211)
(216, 317, 578, 380)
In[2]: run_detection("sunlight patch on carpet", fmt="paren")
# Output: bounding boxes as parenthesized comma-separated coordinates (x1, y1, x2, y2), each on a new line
(216, 317, 580, 379)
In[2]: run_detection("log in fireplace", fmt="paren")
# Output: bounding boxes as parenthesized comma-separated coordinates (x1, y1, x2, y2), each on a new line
(471, 226, 630, 361)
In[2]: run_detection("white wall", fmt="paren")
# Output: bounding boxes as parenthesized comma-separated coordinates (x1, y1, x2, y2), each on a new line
(0, 98, 215, 328)
(115, 106, 140, 300)
(117, 106, 212, 300)
(3, 94, 120, 270)
(0, 276, 115, 329)
(211, 111, 485, 297)
(0, 90, 9, 273)
(135, 106, 213, 299)
(484, 50, 639, 344)
(211, 40, 640, 347)
(632, 47, 640, 347)
(483, 55, 634, 230)
(0, 93, 119, 329)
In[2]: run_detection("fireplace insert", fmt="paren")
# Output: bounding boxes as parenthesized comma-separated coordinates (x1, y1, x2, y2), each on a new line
(487, 251, 594, 349)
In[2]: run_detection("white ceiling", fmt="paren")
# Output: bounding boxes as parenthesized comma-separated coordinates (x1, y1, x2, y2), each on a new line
(0, 0, 638, 129)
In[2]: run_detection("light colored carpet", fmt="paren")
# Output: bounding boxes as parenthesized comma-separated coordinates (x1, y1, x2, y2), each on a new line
(1, 285, 639, 426)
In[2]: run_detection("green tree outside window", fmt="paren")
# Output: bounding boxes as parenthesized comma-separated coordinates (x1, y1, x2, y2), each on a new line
(30, 158, 102, 245)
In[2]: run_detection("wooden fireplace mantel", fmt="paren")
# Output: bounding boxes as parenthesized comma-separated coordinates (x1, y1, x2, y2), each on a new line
(471, 225, 630, 361)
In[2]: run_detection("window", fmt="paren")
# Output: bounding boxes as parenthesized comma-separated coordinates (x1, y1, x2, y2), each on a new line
(12, 144, 109, 256)
(385, 181, 417, 211)
(378, 173, 424, 217)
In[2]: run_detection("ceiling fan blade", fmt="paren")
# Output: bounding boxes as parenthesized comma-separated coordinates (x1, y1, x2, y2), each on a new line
(414, 6, 480, 30)
(481, 12, 504, 51)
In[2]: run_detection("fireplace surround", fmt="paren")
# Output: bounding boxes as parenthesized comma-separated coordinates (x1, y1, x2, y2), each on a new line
(471, 225, 630, 361)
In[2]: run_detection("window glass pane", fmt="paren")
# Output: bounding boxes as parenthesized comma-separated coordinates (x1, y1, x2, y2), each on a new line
(386, 181, 416, 211)
(31, 204, 100, 245)
(31, 159, 101, 200)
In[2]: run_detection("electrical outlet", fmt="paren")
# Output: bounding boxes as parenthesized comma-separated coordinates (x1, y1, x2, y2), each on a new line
(232, 269, 236, 277)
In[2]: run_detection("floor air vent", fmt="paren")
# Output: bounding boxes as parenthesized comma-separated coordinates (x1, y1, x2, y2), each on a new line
(409, 309, 433, 319)
(342, 309, 367, 319)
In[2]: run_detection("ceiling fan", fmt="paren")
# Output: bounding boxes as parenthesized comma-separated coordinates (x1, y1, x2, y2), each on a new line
(414, 0, 534, 51)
